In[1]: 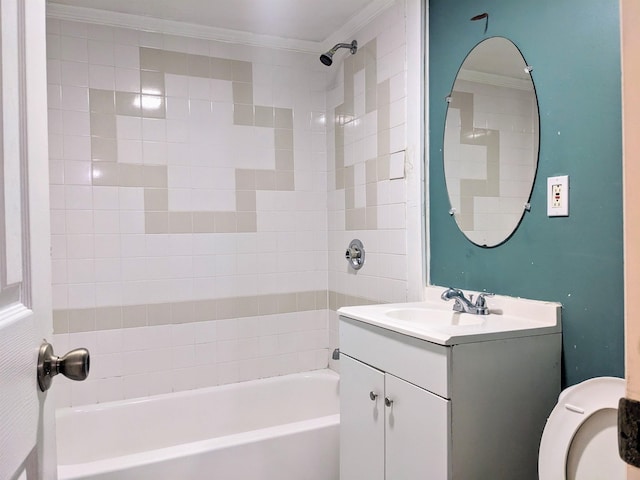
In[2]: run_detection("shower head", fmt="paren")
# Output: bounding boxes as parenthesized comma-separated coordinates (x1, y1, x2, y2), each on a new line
(319, 40, 358, 66)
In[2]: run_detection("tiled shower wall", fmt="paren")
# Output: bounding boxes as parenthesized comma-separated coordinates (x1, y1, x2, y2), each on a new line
(326, 2, 412, 355)
(47, 19, 330, 407)
(47, 0, 416, 406)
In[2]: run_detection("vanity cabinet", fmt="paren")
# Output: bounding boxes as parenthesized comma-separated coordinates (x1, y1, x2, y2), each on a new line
(341, 354, 449, 480)
(339, 315, 561, 480)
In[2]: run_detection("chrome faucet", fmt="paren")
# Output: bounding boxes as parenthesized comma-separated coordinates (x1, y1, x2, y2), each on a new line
(441, 288, 493, 315)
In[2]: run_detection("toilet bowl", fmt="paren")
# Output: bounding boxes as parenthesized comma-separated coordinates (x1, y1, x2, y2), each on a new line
(538, 376, 625, 479)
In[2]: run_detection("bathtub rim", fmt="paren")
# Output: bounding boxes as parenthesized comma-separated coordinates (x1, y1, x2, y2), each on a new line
(58, 413, 340, 479)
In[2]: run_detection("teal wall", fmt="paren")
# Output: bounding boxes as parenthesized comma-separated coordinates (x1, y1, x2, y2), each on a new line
(428, 0, 623, 387)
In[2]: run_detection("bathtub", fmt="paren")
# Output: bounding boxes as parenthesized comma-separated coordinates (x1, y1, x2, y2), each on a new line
(56, 369, 340, 480)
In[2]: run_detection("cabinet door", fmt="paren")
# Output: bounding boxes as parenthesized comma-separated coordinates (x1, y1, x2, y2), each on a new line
(340, 354, 385, 480)
(385, 373, 451, 479)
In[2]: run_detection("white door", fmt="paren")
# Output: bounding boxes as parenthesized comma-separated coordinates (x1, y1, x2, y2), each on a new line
(385, 374, 451, 479)
(339, 354, 385, 480)
(0, 0, 56, 479)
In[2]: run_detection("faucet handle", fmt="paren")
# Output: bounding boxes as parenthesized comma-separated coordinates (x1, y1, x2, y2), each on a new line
(474, 292, 494, 307)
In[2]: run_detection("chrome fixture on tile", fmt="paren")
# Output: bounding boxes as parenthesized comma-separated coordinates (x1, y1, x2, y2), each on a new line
(332, 348, 340, 360)
(37, 341, 90, 392)
(319, 40, 358, 66)
(441, 287, 494, 315)
(345, 239, 365, 270)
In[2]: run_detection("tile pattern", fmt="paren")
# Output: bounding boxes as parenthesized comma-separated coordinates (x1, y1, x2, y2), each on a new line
(89, 47, 295, 234)
(54, 290, 328, 333)
(333, 39, 393, 231)
(47, 19, 330, 406)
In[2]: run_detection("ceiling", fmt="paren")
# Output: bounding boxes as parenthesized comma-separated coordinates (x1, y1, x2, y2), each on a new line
(47, 0, 394, 50)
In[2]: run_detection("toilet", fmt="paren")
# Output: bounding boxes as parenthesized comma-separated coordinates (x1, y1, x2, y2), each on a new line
(538, 376, 626, 479)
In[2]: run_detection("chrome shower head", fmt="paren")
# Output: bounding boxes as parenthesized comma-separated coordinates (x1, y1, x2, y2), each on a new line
(319, 40, 358, 66)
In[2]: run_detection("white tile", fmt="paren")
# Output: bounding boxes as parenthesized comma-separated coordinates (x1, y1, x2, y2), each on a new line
(63, 135, 91, 160)
(66, 234, 94, 259)
(51, 259, 67, 285)
(64, 185, 92, 210)
(89, 64, 115, 90)
(93, 187, 119, 210)
(88, 39, 114, 66)
(172, 345, 197, 369)
(64, 160, 92, 185)
(165, 119, 188, 143)
(165, 97, 190, 119)
(118, 187, 144, 210)
(115, 68, 140, 93)
(117, 139, 143, 164)
(67, 283, 95, 308)
(142, 141, 168, 165)
(95, 258, 122, 283)
(49, 133, 63, 159)
(114, 44, 139, 69)
(71, 380, 98, 406)
(91, 353, 124, 378)
(188, 77, 211, 100)
(62, 111, 90, 137)
(171, 323, 196, 346)
(115, 117, 141, 142)
(67, 259, 95, 283)
(142, 118, 166, 142)
(96, 378, 124, 403)
(146, 372, 173, 396)
(47, 59, 62, 85)
(123, 374, 150, 399)
(49, 159, 65, 185)
(65, 210, 93, 233)
(60, 36, 88, 63)
(165, 74, 189, 97)
(119, 211, 145, 234)
(121, 258, 146, 282)
(61, 85, 89, 111)
(171, 367, 199, 391)
(60, 61, 89, 87)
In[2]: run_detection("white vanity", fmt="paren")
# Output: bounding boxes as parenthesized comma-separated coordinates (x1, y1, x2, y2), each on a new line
(338, 287, 562, 480)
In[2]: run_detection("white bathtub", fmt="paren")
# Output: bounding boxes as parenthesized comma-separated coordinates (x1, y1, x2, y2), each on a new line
(56, 369, 340, 480)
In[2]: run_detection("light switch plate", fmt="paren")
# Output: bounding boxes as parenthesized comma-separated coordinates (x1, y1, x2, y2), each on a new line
(389, 151, 405, 180)
(547, 175, 569, 217)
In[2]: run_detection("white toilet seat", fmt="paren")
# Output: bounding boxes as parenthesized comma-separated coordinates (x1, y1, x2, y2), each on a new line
(538, 376, 625, 480)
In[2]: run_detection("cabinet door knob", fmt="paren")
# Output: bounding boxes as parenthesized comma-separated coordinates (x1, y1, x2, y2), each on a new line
(385, 396, 393, 407)
(369, 391, 378, 401)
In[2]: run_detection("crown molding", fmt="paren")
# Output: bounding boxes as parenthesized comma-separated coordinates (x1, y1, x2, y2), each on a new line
(47, 1, 397, 54)
(46, 3, 320, 53)
(322, 0, 396, 51)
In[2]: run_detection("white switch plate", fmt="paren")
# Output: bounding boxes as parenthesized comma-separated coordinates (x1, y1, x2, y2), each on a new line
(547, 175, 569, 217)
(389, 151, 405, 180)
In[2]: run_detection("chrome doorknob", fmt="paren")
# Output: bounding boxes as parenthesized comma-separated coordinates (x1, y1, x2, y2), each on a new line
(37, 341, 90, 392)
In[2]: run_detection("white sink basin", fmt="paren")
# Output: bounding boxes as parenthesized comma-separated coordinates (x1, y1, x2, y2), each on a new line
(385, 307, 485, 326)
(337, 286, 561, 345)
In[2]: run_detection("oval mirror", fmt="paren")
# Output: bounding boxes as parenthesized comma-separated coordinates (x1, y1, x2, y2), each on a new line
(443, 37, 539, 247)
